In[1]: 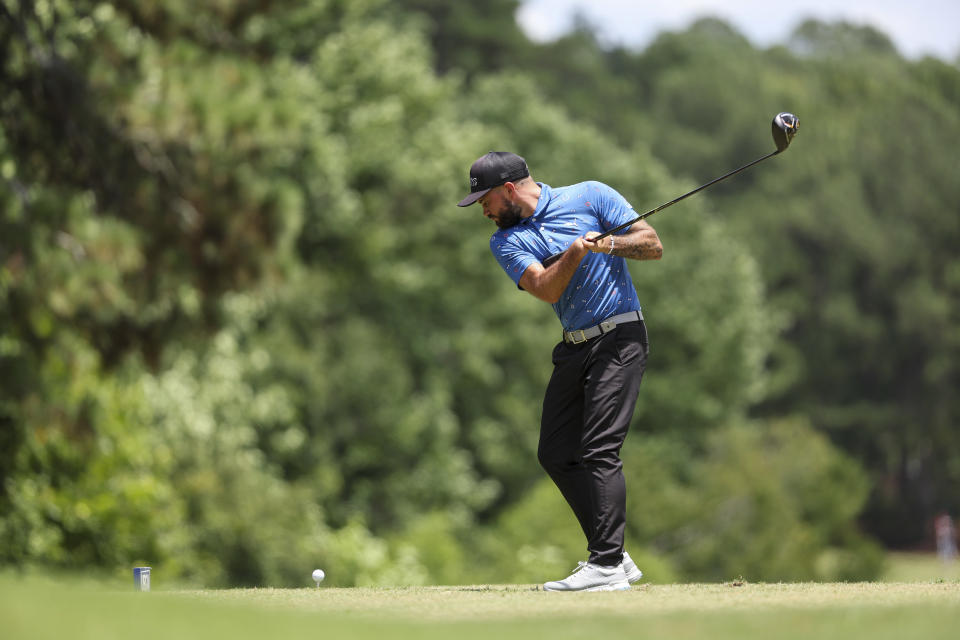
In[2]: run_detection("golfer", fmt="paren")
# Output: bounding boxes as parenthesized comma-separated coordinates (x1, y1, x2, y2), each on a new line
(458, 151, 662, 591)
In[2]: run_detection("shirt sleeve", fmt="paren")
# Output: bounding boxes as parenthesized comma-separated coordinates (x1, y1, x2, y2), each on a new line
(490, 234, 538, 287)
(589, 181, 637, 233)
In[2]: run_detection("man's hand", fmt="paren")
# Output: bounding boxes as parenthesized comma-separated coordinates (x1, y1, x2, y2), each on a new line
(563, 234, 595, 256)
(583, 231, 612, 254)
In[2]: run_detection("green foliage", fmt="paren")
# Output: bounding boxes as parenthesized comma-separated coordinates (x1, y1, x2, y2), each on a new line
(474, 419, 883, 584)
(627, 419, 885, 582)
(393, 0, 532, 75)
(0, 340, 180, 569)
(789, 19, 900, 58)
(6, 0, 950, 587)
(436, 9, 960, 548)
(472, 475, 682, 584)
(629, 23, 960, 545)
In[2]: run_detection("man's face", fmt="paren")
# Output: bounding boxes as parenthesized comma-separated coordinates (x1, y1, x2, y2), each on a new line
(479, 186, 523, 229)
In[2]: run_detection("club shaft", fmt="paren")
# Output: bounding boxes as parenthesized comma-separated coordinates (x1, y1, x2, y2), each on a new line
(592, 148, 781, 242)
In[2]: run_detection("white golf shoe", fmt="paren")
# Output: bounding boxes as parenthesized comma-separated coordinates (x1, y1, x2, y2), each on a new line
(543, 561, 630, 592)
(622, 551, 644, 584)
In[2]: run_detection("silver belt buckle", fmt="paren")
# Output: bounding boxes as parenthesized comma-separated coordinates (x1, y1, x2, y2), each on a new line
(568, 329, 588, 344)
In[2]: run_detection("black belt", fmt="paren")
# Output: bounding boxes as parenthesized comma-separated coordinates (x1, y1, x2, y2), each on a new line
(562, 310, 643, 344)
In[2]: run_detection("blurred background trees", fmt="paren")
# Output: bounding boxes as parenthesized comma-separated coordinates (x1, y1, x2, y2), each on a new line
(1, 0, 956, 585)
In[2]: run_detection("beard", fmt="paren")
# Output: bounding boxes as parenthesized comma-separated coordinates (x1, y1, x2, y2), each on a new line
(495, 200, 524, 229)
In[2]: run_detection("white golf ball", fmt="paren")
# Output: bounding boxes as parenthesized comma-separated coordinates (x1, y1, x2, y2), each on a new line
(312, 569, 325, 583)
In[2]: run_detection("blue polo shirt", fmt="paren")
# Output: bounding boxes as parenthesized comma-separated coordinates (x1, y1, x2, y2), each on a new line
(490, 181, 642, 332)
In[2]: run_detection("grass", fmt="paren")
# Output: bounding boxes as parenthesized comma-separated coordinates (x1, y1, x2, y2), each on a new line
(883, 552, 960, 582)
(3, 571, 960, 640)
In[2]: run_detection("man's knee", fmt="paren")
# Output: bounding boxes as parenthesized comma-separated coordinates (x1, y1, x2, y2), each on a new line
(537, 445, 558, 472)
(538, 444, 577, 475)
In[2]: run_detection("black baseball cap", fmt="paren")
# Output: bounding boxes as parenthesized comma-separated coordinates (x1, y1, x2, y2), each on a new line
(457, 151, 530, 207)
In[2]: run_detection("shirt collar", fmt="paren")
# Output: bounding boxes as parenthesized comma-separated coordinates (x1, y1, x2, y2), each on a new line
(525, 182, 551, 223)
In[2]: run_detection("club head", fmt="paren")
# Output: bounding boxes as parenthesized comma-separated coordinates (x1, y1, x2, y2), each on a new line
(772, 112, 799, 152)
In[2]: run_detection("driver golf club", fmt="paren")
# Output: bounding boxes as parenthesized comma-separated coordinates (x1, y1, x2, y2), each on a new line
(542, 112, 798, 267)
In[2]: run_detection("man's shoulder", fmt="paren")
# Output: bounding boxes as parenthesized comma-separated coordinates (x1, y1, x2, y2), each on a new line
(547, 181, 617, 205)
(555, 180, 613, 192)
(536, 181, 613, 218)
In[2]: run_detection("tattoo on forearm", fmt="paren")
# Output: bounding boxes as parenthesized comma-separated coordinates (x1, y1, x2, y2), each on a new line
(611, 233, 661, 260)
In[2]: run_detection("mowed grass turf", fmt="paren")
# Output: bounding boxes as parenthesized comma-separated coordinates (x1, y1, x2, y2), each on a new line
(3, 573, 959, 640)
(884, 552, 960, 582)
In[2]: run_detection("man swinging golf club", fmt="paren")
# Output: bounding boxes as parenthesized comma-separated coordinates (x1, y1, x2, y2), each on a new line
(458, 152, 662, 591)
(457, 116, 798, 591)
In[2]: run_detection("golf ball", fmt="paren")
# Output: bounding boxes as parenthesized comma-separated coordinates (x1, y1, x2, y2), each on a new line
(312, 569, 325, 583)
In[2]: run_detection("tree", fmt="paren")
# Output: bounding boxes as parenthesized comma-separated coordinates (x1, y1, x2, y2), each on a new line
(391, 0, 532, 75)
(1, 1, 900, 585)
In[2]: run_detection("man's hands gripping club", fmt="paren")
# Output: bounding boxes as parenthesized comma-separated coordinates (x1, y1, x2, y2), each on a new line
(521, 223, 661, 304)
(519, 233, 597, 304)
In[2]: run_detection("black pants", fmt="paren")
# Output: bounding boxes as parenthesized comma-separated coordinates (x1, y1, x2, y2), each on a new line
(537, 320, 648, 567)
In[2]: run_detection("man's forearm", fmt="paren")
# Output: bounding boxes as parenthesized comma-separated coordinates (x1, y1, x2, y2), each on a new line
(608, 225, 662, 261)
(520, 243, 589, 304)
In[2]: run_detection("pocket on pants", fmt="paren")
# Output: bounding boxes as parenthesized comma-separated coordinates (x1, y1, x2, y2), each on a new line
(614, 322, 649, 365)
